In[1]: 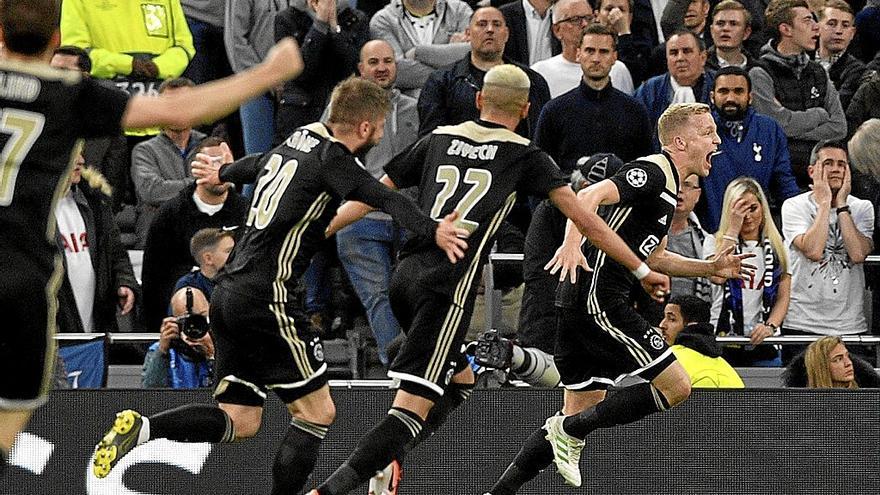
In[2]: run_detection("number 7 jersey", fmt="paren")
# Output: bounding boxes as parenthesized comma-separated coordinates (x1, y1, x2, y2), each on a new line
(385, 119, 567, 295)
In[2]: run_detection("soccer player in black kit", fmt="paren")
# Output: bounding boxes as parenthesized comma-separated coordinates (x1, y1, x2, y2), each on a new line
(0, 0, 305, 480)
(485, 103, 753, 494)
(90, 77, 469, 494)
(304, 65, 686, 495)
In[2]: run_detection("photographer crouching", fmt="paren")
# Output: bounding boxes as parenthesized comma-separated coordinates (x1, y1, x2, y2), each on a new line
(142, 287, 215, 388)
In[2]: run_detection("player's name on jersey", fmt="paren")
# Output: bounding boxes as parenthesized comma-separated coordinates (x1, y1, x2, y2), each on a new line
(284, 129, 320, 154)
(0, 72, 40, 103)
(446, 139, 498, 161)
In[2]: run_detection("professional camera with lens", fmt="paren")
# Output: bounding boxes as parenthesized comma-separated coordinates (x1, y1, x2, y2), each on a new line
(175, 287, 210, 340)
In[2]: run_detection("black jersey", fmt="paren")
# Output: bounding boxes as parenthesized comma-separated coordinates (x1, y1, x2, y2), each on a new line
(0, 60, 128, 278)
(385, 120, 567, 296)
(581, 153, 680, 313)
(217, 123, 436, 302)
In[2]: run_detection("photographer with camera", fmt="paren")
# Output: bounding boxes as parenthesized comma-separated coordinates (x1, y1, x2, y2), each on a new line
(142, 287, 215, 388)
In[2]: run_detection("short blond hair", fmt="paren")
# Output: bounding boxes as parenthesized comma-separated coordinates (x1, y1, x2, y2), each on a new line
(657, 103, 711, 146)
(481, 64, 531, 114)
(849, 118, 880, 179)
(327, 77, 390, 129)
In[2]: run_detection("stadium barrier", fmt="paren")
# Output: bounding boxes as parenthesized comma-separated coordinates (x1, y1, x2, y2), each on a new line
(4, 387, 878, 495)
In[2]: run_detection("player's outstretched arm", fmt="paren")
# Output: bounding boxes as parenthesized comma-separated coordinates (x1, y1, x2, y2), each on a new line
(122, 38, 304, 130)
(325, 175, 396, 237)
(647, 240, 756, 280)
(191, 142, 265, 185)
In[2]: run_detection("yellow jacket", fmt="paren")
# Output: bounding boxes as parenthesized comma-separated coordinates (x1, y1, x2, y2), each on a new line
(672, 345, 745, 388)
(60, 0, 194, 80)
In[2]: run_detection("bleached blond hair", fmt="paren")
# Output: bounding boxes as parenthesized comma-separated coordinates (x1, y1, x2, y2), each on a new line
(657, 103, 711, 146)
(481, 64, 531, 114)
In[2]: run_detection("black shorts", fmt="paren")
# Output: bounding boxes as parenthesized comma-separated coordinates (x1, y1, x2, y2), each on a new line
(0, 258, 62, 410)
(210, 285, 327, 407)
(554, 301, 676, 391)
(387, 271, 472, 403)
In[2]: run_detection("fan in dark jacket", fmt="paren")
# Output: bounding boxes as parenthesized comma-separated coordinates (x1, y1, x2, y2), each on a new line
(273, 0, 369, 145)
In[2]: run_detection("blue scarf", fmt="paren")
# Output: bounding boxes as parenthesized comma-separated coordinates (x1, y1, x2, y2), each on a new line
(718, 238, 781, 335)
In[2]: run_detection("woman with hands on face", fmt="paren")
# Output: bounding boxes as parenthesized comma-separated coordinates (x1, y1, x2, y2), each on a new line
(706, 177, 791, 366)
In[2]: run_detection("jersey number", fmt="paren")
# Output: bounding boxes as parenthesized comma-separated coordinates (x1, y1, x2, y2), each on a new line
(247, 153, 299, 229)
(0, 110, 46, 207)
(429, 165, 492, 234)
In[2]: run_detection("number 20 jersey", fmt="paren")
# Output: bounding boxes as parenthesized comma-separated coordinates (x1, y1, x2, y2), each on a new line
(385, 120, 567, 296)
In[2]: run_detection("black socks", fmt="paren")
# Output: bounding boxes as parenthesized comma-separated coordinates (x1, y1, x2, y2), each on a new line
(271, 417, 329, 495)
(562, 383, 669, 439)
(149, 404, 235, 443)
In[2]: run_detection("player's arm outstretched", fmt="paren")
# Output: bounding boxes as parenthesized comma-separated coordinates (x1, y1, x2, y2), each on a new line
(546, 180, 670, 298)
(191, 142, 264, 184)
(122, 38, 304, 130)
(326, 174, 470, 263)
(645, 236, 755, 279)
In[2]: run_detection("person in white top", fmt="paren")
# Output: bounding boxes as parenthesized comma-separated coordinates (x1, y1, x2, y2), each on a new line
(530, 0, 634, 97)
(781, 141, 874, 360)
(704, 176, 792, 367)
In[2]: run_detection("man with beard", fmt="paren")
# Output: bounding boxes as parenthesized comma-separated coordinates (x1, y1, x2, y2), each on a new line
(417, 6, 550, 138)
(92, 77, 468, 495)
(699, 66, 800, 232)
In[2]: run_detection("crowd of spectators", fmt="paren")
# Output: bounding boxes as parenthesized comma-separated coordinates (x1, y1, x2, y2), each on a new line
(53, 0, 880, 390)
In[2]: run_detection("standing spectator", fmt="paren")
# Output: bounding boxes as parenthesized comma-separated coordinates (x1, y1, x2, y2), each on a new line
(225, 0, 289, 155)
(273, 0, 370, 144)
(370, 0, 473, 97)
(851, 0, 880, 62)
(143, 287, 215, 388)
(333, 40, 420, 366)
(499, 0, 560, 66)
(749, 0, 847, 189)
(173, 228, 236, 298)
(646, 0, 712, 77)
(56, 154, 138, 335)
(131, 78, 206, 247)
(816, 1, 866, 111)
(781, 141, 874, 361)
(706, 0, 759, 71)
(700, 66, 800, 232)
(659, 295, 745, 388)
(531, 0, 636, 97)
(417, 7, 551, 138)
(635, 30, 715, 150)
(50, 46, 131, 213)
(181, 0, 230, 85)
(666, 174, 711, 300)
(595, 0, 653, 87)
(533, 23, 651, 173)
(140, 138, 248, 333)
(847, 72, 880, 135)
(705, 177, 792, 367)
(783, 336, 880, 387)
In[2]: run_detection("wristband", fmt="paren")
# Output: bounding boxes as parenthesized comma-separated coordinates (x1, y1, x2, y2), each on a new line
(836, 205, 851, 215)
(631, 262, 651, 280)
(722, 234, 738, 243)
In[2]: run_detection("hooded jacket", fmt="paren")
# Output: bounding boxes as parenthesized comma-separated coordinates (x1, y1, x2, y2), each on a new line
(672, 322, 745, 388)
(783, 351, 880, 388)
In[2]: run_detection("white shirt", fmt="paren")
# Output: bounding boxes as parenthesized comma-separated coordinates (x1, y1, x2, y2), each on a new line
(404, 9, 437, 46)
(56, 191, 96, 333)
(704, 236, 793, 336)
(530, 55, 634, 98)
(193, 192, 224, 215)
(649, 0, 667, 43)
(522, 0, 554, 65)
(781, 192, 874, 335)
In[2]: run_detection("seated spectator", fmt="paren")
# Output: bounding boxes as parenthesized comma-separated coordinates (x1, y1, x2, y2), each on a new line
(533, 24, 651, 173)
(705, 0, 760, 72)
(659, 295, 745, 388)
(705, 177, 791, 367)
(816, 1, 866, 111)
(141, 137, 248, 333)
(131, 78, 206, 247)
(635, 29, 715, 150)
(56, 153, 137, 335)
(594, 0, 652, 87)
(417, 6, 551, 138)
(531, 0, 635, 97)
(174, 228, 235, 298)
(781, 141, 874, 362)
(273, 0, 369, 144)
(700, 66, 800, 233)
(783, 336, 880, 388)
(142, 287, 215, 388)
(749, 0, 847, 188)
(499, 0, 559, 66)
(370, 0, 473, 97)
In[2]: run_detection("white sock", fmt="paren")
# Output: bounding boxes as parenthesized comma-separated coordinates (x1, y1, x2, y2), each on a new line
(137, 416, 151, 445)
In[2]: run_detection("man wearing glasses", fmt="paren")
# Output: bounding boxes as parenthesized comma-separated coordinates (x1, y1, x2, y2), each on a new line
(531, 0, 636, 97)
